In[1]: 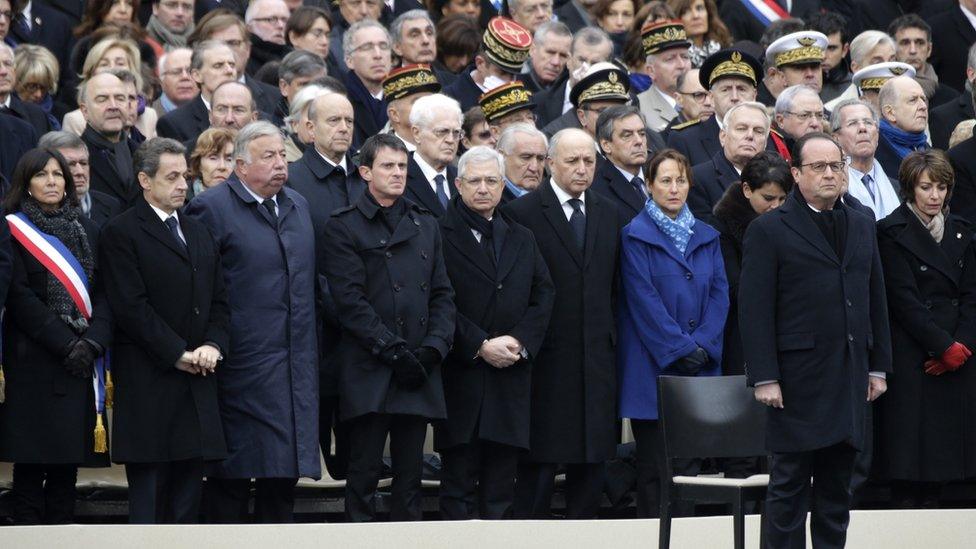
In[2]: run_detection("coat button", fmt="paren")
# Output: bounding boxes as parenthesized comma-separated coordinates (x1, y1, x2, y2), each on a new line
(924, 300, 932, 309)
(497, 283, 503, 290)
(688, 319, 697, 328)
(394, 284, 401, 292)
(419, 316, 427, 325)
(848, 334, 854, 342)
(842, 268, 847, 274)
(396, 317, 404, 326)
(684, 272, 692, 280)
(385, 251, 393, 258)
(421, 251, 428, 259)
(420, 282, 428, 290)
(193, 307, 200, 315)
(920, 265, 928, 271)
(960, 260, 965, 268)
(952, 299, 960, 306)
(846, 299, 852, 307)
(414, 219, 421, 226)
(380, 239, 387, 245)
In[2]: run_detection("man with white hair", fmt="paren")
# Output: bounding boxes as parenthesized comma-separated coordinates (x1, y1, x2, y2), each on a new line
(244, 0, 292, 75)
(520, 21, 572, 93)
(184, 121, 319, 523)
(876, 76, 930, 179)
(404, 93, 462, 217)
(153, 48, 198, 115)
(436, 145, 555, 520)
(343, 19, 393, 150)
(825, 30, 897, 111)
(772, 85, 827, 159)
(831, 99, 899, 220)
(80, 72, 141, 206)
(503, 128, 623, 519)
(497, 123, 548, 203)
(690, 102, 770, 223)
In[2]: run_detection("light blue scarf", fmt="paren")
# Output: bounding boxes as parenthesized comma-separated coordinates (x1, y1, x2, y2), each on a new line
(645, 199, 695, 254)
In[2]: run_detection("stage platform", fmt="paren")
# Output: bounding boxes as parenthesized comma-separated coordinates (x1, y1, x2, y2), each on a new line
(1, 509, 974, 549)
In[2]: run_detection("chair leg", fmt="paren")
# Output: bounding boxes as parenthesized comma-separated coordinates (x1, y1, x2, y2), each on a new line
(732, 492, 745, 549)
(658, 490, 672, 549)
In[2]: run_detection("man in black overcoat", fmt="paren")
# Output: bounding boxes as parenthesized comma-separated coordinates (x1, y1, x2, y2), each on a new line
(591, 106, 650, 225)
(79, 73, 141, 207)
(503, 128, 622, 519)
(404, 93, 461, 217)
(436, 146, 555, 520)
(928, 2, 976, 93)
(322, 134, 455, 522)
(99, 138, 229, 523)
(288, 91, 364, 480)
(739, 132, 892, 549)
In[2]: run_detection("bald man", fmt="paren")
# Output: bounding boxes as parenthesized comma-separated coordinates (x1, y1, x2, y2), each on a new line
(80, 72, 141, 205)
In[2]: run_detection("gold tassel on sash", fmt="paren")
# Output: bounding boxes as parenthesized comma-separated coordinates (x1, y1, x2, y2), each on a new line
(104, 371, 114, 409)
(93, 413, 107, 453)
(0, 366, 5, 404)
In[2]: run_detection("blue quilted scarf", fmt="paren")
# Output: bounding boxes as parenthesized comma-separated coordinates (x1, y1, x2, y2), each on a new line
(646, 199, 695, 254)
(879, 118, 929, 160)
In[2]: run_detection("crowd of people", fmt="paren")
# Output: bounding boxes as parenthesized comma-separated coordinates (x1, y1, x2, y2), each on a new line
(0, 0, 975, 546)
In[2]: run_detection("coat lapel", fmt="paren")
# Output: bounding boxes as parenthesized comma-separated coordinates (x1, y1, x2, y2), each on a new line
(583, 189, 604, 268)
(605, 164, 645, 213)
(494, 215, 521, 282)
(388, 205, 421, 247)
(227, 176, 278, 228)
(540, 181, 583, 267)
(442, 204, 495, 280)
(780, 195, 841, 264)
(892, 205, 960, 283)
(406, 155, 444, 215)
(136, 199, 188, 260)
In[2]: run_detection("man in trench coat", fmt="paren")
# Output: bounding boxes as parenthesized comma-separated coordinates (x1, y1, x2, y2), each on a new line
(739, 132, 892, 549)
(436, 146, 555, 520)
(184, 121, 320, 523)
(502, 128, 623, 519)
(100, 138, 229, 523)
(322, 133, 455, 522)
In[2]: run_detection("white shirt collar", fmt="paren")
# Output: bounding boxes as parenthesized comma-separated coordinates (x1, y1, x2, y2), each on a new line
(22, 1, 31, 30)
(240, 180, 278, 206)
(714, 113, 724, 130)
(148, 202, 178, 224)
(613, 164, 639, 182)
(0, 95, 9, 109)
(562, 84, 573, 114)
(393, 131, 418, 152)
(317, 149, 348, 173)
(201, 94, 211, 112)
(962, 3, 976, 31)
(414, 151, 447, 183)
(653, 85, 677, 109)
(550, 178, 585, 213)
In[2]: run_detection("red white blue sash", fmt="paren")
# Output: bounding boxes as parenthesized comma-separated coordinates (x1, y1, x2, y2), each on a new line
(6, 212, 92, 319)
(739, 0, 788, 27)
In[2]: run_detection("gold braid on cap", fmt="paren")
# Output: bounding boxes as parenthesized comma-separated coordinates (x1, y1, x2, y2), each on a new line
(484, 30, 530, 66)
(709, 53, 756, 85)
(858, 77, 892, 91)
(642, 26, 688, 55)
(578, 81, 628, 104)
(774, 46, 825, 67)
(384, 71, 438, 98)
(482, 88, 532, 119)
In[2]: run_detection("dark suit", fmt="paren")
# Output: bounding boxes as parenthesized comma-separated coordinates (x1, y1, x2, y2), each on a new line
(442, 70, 485, 113)
(86, 190, 122, 228)
(287, 147, 365, 480)
(590, 159, 645, 225)
(99, 198, 229, 524)
(9, 2, 75, 103)
(345, 71, 388, 152)
(7, 95, 54, 137)
(738, 191, 892, 549)
(668, 115, 780, 168)
(554, 0, 592, 32)
(81, 127, 139, 206)
(156, 95, 209, 144)
(929, 6, 976, 93)
(541, 109, 582, 138)
(503, 181, 623, 519)
(404, 154, 458, 218)
(532, 79, 569, 130)
(690, 151, 740, 226)
(929, 92, 973, 150)
(245, 75, 283, 118)
(0, 113, 37, 185)
(948, 136, 976, 224)
(436, 200, 555, 520)
(322, 192, 455, 522)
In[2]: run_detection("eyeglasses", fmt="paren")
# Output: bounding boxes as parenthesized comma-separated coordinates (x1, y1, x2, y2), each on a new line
(842, 117, 877, 129)
(351, 41, 391, 54)
(252, 16, 289, 25)
(462, 176, 502, 186)
(799, 158, 850, 173)
(430, 127, 463, 140)
(677, 91, 709, 102)
(785, 110, 825, 121)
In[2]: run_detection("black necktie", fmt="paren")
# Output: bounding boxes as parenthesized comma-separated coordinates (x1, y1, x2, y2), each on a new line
(568, 198, 586, 250)
(164, 216, 187, 252)
(262, 198, 278, 222)
(434, 174, 449, 209)
(632, 176, 647, 201)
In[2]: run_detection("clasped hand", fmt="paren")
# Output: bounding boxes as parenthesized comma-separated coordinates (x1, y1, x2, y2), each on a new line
(175, 344, 222, 375)
(479, 336, 523, 368)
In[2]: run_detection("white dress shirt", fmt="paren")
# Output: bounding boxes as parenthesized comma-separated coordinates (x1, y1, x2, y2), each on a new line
(241, 183, 278, 216)
(318, 150, 349, 174)
(414, 153, 449, 196)
(148, 203, 186, 243)
(550, 179, 585, 221)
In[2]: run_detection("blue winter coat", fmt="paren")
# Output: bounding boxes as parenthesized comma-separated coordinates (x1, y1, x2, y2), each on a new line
(184, 176, 321, 479)
(616, 207, 729, 420)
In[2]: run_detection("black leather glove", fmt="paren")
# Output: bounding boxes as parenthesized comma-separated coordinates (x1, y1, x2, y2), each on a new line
(671, 346, 708, 375)
(381, 344, 427, 389)
(413, 347, 442, 372)
(64, 339, 98, 379)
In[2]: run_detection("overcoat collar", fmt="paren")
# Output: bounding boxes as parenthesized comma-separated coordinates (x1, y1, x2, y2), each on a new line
(441, 200, 519, 281)
(227, 174, 295, 227)
(779, 191, 858, 266)
(885, 202, 970, 285)
(135, 197, 190, 260)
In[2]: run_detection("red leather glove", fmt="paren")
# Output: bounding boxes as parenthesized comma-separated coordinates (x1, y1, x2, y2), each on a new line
(925, 359, 949, 376)
(941, 342, 973, 371)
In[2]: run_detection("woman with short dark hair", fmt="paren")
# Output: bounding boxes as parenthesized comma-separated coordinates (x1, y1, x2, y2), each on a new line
(874, 149, 976, 508)
(617, 148, 729, 517)
(0, 148, 112, 525)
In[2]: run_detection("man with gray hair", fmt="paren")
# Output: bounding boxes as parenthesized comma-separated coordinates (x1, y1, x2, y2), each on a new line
(930, 42, 976, 149)
(158, 40, 239, 142)
(825, 30, 897, 111)
(592, 105, 651, 222)
(773, 85, 828, 153)
(38, 131, 121, 227)
(503, 128, 623, 519)
(876, 76, 930, 179)
(80, 72, 141, 206)
(436, 145, 555, 520)
(274, 50, 328, 124)
(533, 27, 613, 129)
(509, 0, 552, 34)
(691, 101, 770, 223)
(390, 9, 449, 82)
(520, 21, 572, 93)
(244, 0, 291, 75)
(497, 123, 548, 203)
(405, 93, 462, 217)
(184, 121, 319, 523)
(831, 99, 899, 220)
(343, 19, 394, 150)
(153, 48, 198, 116)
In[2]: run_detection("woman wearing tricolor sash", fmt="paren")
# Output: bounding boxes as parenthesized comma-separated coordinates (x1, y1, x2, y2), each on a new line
(0, 148, 113, 525)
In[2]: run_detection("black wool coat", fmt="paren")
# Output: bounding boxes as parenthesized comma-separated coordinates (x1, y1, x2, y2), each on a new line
(502, 182, 623, 463)
(87, 190, 122, 229)
(323, 194, 455, 421)
(435, 201, 555, 451)
(99, 199, 229, 463)
(738, 192, 892, 453)
(948, 136, 976, 224)
(873, 204, 976, 481)
(590, 158, 645, 226)
(156, 95, 209, 144)
(929, 93, 973, 151)
(0, 216, 112, 467)
(690, 150, 739, 227)
(82, 129, 140, 207)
